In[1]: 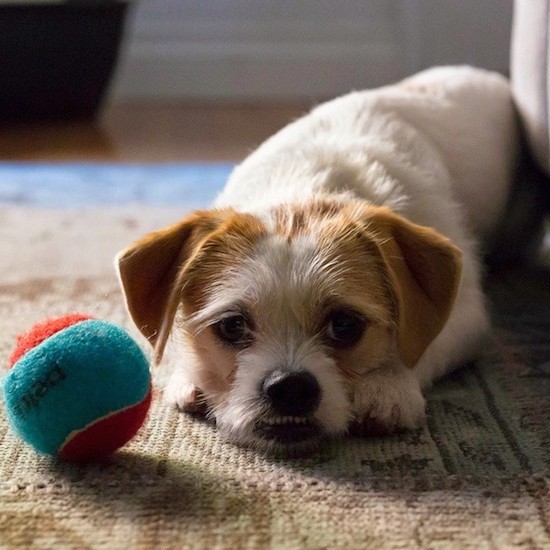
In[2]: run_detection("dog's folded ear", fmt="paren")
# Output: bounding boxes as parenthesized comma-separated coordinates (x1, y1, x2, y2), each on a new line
(368, 207, 463, 368)
(116, 210, 230, 363)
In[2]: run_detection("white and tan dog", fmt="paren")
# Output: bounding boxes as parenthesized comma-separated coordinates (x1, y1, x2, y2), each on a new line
(117, 66, 519, 452)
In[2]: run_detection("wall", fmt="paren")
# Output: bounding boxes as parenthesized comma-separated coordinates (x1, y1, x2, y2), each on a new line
(111, 0, 514, 101)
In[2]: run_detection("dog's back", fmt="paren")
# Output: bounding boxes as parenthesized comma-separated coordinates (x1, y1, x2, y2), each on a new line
(218, 66, 519, 251)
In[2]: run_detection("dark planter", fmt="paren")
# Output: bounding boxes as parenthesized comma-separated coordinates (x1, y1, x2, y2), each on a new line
(0, 2, 130, 121)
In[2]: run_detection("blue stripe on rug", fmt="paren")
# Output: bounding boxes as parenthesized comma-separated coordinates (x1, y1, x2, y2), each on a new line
(0, 163, 233, 208)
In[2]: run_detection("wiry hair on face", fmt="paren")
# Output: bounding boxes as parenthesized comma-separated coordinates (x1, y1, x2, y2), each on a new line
(118, 197, 461, 452)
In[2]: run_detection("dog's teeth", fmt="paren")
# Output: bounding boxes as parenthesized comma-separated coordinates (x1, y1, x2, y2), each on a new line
(261, 416, 311, 427)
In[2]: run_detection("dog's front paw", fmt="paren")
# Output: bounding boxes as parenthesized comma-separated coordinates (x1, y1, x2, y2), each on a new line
(164, 371, 207, 415)
(351, 368, 426, 436)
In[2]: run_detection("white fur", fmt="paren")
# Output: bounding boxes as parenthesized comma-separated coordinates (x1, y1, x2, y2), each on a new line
(166, 66, 519, 447)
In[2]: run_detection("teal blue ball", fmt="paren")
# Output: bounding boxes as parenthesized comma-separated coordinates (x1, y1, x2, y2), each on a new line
(2, 318, 151, 461)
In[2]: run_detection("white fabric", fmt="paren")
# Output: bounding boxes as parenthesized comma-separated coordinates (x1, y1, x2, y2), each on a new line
(511, 0, 550, 174)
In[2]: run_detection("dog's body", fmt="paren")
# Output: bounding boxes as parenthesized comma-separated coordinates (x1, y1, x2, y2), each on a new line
(118, 66, 520, 452)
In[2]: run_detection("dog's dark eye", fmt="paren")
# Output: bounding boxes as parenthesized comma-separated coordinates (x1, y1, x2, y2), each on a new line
(214, 314, 252, 346)
(325, 310, 367, 348)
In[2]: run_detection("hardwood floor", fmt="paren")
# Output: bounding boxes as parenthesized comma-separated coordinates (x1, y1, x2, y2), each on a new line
(0, 102, 309, 163)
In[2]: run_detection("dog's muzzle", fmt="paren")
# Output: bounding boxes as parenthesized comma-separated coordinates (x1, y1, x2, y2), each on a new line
(256, 369, 322, 444)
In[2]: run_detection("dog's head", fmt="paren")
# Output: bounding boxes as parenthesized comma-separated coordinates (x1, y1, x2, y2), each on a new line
(117, 200, 461, 452)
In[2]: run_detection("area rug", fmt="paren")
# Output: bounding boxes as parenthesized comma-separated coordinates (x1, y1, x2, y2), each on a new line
(0, 165, 548, 549)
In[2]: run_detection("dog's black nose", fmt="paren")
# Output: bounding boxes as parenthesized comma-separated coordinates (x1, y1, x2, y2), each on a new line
(261, 370, 321, 417)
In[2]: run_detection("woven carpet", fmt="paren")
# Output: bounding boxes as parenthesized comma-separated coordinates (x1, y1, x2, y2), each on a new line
(0, 165, 549, 549)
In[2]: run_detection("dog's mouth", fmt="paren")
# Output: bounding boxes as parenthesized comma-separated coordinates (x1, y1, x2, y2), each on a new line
(255, 415, 321, 444)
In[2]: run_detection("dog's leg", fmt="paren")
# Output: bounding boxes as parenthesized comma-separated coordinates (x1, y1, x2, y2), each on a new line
(352, 363, 426, 435)
(164, 368, 207, 414)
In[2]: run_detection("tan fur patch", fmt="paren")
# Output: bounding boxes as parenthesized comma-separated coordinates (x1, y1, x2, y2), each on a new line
(315, 202, 397, 325)
(118, 208, 268, 362)
(271, 199, 347, 240)
(361, 205, 462, 368)
(181, 211, 268, 310)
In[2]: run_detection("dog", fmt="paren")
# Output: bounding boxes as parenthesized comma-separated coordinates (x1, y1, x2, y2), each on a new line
(117, 66, 520, 453)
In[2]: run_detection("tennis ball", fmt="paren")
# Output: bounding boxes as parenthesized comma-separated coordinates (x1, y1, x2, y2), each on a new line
(2, 314, 152, 462)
